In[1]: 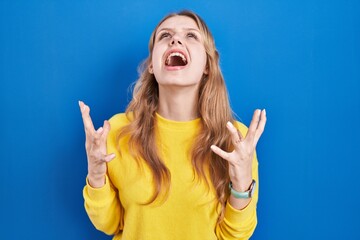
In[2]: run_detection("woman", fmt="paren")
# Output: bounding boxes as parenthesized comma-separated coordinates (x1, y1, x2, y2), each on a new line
(79, 10, 266, 240)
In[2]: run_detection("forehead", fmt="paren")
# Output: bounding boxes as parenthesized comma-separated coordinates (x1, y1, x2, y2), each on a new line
(156, 15, 199, 32)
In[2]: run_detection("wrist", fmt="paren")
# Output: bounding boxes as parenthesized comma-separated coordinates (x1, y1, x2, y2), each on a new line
(230, 170, 253, 189)
(229, 179, 256, 199)
(87, 174, 106, 188)
(231, 176, 252, 192)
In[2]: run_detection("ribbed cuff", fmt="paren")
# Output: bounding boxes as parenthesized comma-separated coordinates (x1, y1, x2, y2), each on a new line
(224, 198, 256, 223)
(84, 175, 113, 201)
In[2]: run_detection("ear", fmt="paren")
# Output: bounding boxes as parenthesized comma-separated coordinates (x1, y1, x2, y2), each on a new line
(148, 64, 153, 74)
(203, 65, 209, 75)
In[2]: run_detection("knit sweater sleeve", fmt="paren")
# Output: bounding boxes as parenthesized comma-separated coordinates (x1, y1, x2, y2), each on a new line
(215, 122, 260, 240)
(82, 114, 127, 235)
(83, 175, 124, 235)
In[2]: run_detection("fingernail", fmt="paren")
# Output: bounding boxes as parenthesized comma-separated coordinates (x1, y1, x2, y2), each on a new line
(79, 100, 85, 110)
(78, 101, 84, 110)
(263, 109, 266, 115)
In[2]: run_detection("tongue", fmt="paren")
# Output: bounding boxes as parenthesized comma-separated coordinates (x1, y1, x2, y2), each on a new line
(168, 56, 186, 66)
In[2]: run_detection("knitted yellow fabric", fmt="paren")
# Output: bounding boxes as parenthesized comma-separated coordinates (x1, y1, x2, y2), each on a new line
(83, 113, 259, 240)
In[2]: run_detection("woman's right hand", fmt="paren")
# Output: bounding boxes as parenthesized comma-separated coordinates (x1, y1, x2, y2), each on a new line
(79, 101, 116, 188)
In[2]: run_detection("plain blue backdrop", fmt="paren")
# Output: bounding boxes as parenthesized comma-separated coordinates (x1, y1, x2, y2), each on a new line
(1, 0, 359, 239)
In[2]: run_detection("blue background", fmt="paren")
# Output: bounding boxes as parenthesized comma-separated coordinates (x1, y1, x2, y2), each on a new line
(1, 0, 359, 239)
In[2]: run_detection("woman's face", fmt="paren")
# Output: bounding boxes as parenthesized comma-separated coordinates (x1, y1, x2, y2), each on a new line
(151, 16, 208, 88)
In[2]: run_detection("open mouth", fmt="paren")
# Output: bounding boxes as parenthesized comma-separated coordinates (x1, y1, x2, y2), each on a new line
(165, 52, 188, 67)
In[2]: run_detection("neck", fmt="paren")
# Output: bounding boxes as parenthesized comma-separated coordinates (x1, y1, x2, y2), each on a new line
(157, 85, 200, 121)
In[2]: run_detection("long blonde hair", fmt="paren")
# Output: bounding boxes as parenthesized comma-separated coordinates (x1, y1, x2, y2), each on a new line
(117, 10, 234, 222)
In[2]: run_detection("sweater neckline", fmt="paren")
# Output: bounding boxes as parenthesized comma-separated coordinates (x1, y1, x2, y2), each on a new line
(155, 112, 201, 131)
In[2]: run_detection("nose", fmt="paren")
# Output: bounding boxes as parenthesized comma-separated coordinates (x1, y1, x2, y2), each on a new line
(170, 35, 182, 46)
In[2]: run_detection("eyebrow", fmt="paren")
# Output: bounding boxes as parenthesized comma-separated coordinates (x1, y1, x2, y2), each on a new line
(156, 27, 201, 34)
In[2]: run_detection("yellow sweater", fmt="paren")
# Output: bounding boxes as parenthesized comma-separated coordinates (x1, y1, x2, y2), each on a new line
(83, 113, 259, 240)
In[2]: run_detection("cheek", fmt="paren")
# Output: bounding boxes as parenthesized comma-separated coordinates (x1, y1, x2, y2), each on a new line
(202, 52, 208, 66)
(152, 50, 165, 71)
(198, 49, 208, 69)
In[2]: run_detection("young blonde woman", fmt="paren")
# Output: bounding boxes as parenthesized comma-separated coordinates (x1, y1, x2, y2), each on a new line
(79, 10, 266, 240)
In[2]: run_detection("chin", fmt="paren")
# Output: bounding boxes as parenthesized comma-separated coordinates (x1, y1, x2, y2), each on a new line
(156, 78, 200, 87)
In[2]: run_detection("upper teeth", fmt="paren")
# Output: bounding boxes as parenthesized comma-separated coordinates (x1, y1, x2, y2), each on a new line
(166, 52, 187, 64)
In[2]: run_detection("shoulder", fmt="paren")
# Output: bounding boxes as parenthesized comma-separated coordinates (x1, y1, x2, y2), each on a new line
(108, 112, 133, 131)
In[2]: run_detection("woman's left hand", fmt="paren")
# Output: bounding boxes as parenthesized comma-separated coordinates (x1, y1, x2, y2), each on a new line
(210, 109, 266, 192)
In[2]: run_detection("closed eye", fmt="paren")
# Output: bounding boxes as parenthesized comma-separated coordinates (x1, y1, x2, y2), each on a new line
(186, 32, 198, 40)
(159, 32, 172, 40)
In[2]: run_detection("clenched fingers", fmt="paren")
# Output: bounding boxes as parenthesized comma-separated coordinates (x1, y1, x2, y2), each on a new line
(89, 121, 111, 150)
(100, 120, 111, 144)
(104, 153, 116, 162)
(89, 151, 115, 163)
